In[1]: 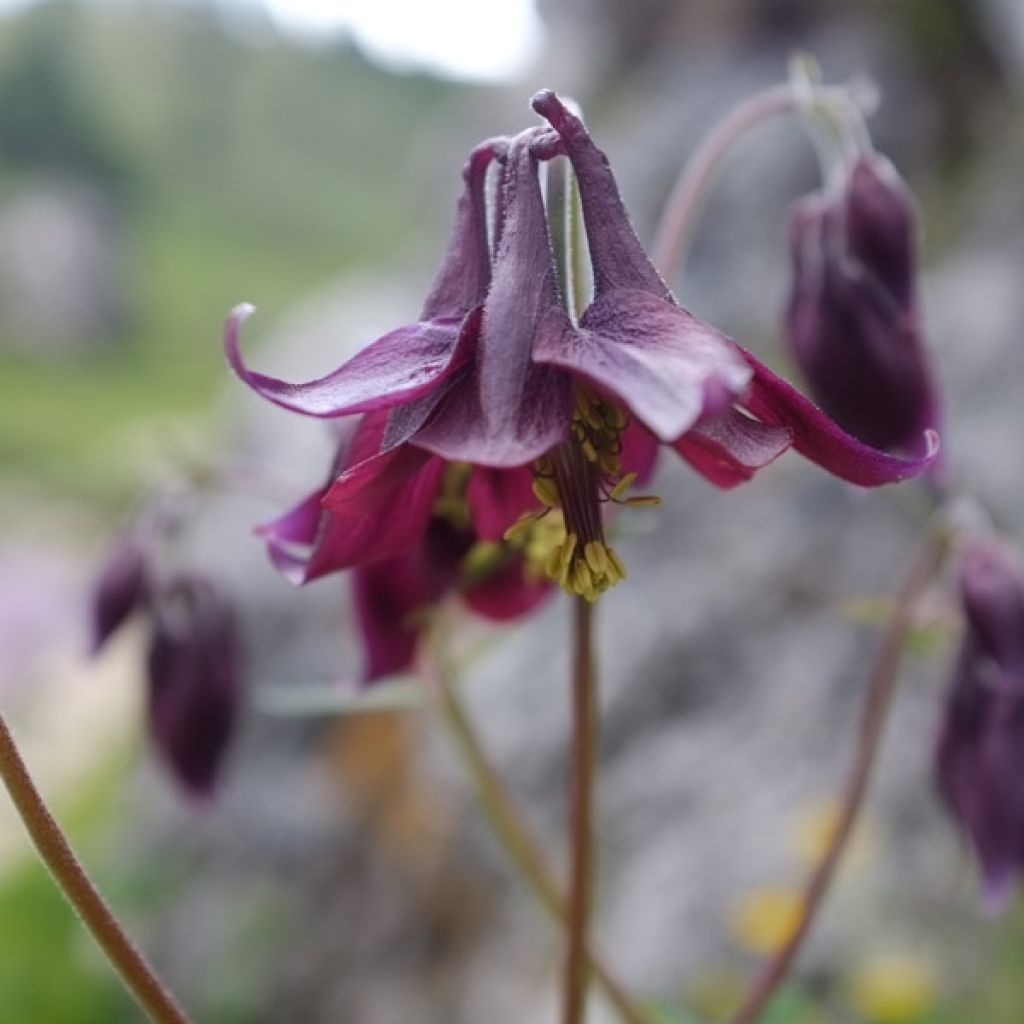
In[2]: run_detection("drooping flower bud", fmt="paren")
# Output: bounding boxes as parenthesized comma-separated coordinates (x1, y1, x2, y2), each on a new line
(91, 536, 150, 653)
(146, 578, 241, 797)
(785, 154, 939, 458)
(935, 536, 1024, 911)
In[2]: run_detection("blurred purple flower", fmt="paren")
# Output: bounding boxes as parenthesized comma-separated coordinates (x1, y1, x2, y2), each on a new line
(785, 154, 940, 458)
(91, 534, 149, 653)
(936, 536, 1024, 911)
(147, 577, 241, 798)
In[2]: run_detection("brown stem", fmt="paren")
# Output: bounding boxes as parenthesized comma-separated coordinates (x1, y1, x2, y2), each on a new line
(728, 526, 949, 1024)
(563, 596, 598, 1024)
(0, 714, 192, 1024)
(429, 655, 649, 1024)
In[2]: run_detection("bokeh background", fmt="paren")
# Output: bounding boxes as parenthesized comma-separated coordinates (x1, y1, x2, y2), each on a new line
(2, 1, 1024, 1021)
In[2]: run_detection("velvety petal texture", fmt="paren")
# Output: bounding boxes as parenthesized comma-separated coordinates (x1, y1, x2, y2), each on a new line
(146, 578, 240, 797)
(411, 129, 575, 467)
(530, 90, 752, 443)
(935, 536, 1024, 911)
(223, 139, 505, 420)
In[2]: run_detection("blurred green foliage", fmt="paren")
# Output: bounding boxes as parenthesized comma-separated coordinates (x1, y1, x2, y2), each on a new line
(0, 0, 459, 503)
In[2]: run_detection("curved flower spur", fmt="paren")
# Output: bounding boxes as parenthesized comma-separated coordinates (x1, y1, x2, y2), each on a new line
(226, 90, 940, 620)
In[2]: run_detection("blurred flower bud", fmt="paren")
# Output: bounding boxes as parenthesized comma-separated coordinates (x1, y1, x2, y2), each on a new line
(91, 536, 150, 654)
(935, 536, 1024, 911)
(146, 578, 241, 797)
(785, 154, 939, 458)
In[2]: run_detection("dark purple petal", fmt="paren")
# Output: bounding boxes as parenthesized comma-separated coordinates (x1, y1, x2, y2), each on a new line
(672, 409, 792, 489)
(959, 536, 1024, 676)
(534, 288, 751, 443)
(466, 466, 538, 541)
(464, 561, 552, 621)
(531, 89, 669, 299)
(147, 579, 240, 797)
(353, 554, 439, 684)
(258, 487, 328, 584)
(91, 536, 150, 653)
(785, 197, 939, 456)
(420, 137, 508, 320)
(411, 129, 575, 467)
(845, 154, 916, 309)
(618, 419, 660, 485)
(224, 303, 477, 419)
(740, 349, 939, 485)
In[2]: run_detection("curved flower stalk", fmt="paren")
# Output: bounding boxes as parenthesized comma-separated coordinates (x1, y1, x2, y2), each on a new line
(227, 91, 938, 613)
(786, 152, 940, 458)
(936, 534, 1024, 912)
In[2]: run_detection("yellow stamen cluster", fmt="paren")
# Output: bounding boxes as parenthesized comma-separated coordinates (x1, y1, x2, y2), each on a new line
(503, 389, 659, 602)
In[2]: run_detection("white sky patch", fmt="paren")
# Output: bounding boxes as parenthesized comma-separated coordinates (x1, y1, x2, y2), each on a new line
(263, 0, 543, 81)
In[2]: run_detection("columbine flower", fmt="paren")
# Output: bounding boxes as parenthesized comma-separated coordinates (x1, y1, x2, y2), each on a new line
(91, 541, 240, 796)
(227, 92, 938, 610)
(785, 153, 939, 456)
(935, 535, 1024, 911)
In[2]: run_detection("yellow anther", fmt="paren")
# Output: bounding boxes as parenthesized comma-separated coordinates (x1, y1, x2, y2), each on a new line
(607, 547, 628, 581)
(545, 544, 564, 579)
(584, 541, 608, 576)
(581, 439, 598, 463)
(503, 514, 537, 546)
(597, 450, 621, 476)
(624, 495, 662, 508)
(560, 532, 578, 571)
(532, 476, 560, 508)
(608, 472, 638, 500)
(461, 541, 504, 579)
(609, 406, 628, 430)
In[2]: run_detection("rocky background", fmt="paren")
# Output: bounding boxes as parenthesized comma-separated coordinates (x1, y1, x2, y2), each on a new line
(3, 1, 1024, 1022)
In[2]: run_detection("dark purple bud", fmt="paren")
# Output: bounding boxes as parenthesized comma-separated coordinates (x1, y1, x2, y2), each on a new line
(845, 154, 916, 309)
(935, 536, 1024, 910)
(91, 537, 149, 654)
(146, 578, 241, 798)
(784, 160, 939, 458)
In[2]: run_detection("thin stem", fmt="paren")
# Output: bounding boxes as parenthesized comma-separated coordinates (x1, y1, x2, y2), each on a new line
(0, 714, 192, 1024)
(653, 84, 795, 285)
(728, 524, 949, 1024)
(427, 654, 649, 1024)
(652, 80, 870, 285)
(563, 596, 598, 1024)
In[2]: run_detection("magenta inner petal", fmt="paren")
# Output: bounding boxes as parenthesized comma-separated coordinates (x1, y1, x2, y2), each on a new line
(673, 409, 793, 489)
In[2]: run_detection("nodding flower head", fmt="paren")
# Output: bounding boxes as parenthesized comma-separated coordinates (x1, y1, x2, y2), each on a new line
(936, 535, 1024, 912)
(785, 153, 940, 459)
(227, 91, 939, 614)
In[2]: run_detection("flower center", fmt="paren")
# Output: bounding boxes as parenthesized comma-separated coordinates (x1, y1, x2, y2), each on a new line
(504, 386, 659, 602)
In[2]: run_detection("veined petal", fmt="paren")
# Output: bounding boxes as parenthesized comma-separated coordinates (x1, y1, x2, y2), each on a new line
(673, 409, 792, 489)
(741, 350, 939, 485)
(224, 303, 477, 419)
(531, 89, 670, 299)
(466, 466, 538, 541)
(420, 137, 508, 320)
(464, 561, 552, 621)
(534, 288, 751, 443)
(412, 129, 575, 467)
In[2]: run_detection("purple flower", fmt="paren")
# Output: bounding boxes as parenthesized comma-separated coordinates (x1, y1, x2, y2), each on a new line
(227, 92, 939, 609)
(785, 154, 940, 457)
(936, 536, 1024, 911)
(147, 577, 241, 798)
(91, 535, 149, 653)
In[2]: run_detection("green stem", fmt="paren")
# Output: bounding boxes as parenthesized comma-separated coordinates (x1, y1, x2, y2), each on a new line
(427, 646, 649, 1024)
(563, 596, 598, 1024)
(0, 713, 192, 1024)
(728, 523, 950, 1024)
